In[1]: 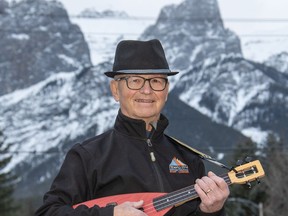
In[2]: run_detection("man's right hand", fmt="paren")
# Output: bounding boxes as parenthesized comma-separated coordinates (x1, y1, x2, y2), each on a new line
(114, 200, 147, 216)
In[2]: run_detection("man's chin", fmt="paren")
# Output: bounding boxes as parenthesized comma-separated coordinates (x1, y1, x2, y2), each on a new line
(135, 112, 159, 121)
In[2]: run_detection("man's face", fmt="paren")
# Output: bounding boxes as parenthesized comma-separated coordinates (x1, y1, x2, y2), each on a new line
(110, 74, 169, 126)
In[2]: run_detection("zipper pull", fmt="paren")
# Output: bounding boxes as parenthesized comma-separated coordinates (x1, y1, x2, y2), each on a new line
(147, 138, 152, 147)
(150, 152, 156, 162)
(147, 139, 156, 162)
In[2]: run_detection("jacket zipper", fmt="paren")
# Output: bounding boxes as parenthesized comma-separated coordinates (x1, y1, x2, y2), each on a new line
(147, 138, 165, 192)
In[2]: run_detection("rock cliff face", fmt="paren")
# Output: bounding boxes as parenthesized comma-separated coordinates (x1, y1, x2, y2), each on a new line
(265, 52, 288, 74)
(141, 0, 242, 70)
(0, 0, 91, 95)
(139, 0, 288, 144)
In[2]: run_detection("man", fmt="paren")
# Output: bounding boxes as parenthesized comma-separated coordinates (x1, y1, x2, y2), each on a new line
(35, 39, 229, 216)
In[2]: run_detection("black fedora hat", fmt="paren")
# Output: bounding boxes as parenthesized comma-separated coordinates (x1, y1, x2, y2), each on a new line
(104, 39, 179, 78)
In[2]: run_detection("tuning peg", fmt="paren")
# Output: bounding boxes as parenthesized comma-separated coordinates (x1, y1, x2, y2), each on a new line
(246, 182, 252, 188)
(236, 159, 243, 166)
(244, 156, 252, 163)
(256, 178, 261, 184)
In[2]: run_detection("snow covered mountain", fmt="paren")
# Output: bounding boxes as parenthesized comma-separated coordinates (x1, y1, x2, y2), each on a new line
(0, 63, 119, 198)
(0, 0, 287, 204)
(77, 8, 129, 18)
(0, 0, 91, 96)
(139, 0, 288, 143)
(264, 52, 288, 74)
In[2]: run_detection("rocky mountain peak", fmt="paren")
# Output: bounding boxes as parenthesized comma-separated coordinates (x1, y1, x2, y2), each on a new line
(265, 52, 288, 74)
(168, 0, 222, 22)
(141, 0, 241, 70)
(77, 8, 129, 18)
(0, 0, 91, 96)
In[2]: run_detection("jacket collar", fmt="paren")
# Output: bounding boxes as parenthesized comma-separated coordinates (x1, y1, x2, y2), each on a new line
(114, 110, 169, 140)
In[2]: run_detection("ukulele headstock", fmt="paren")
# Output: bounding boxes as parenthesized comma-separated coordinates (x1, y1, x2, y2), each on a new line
(228, 160, 265, 185)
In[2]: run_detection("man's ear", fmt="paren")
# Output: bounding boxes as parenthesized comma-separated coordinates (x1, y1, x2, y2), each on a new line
(110, 80, 119, 101)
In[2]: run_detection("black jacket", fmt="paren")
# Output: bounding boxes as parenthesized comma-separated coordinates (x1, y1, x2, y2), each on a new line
(35, 111, 225, 216)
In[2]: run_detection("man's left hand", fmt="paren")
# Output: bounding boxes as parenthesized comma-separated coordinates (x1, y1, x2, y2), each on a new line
(194, 171, 230, 213)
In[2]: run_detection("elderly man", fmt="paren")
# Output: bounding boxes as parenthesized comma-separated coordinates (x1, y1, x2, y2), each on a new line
(35, 39, 229, 216)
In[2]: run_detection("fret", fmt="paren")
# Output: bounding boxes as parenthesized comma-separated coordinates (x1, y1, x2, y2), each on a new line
(153, 174, 231, 211)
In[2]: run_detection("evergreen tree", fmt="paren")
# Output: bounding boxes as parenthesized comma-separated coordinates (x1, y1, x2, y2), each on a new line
(262, 134, 288, 216)
(0, 130, 17, 216)
(225, 138, 267, 216)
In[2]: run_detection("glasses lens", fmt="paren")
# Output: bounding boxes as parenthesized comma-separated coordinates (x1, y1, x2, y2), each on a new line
(127, 76, 145, 90)
(149, 78, 167, 91)
(125, 76, 167, 91)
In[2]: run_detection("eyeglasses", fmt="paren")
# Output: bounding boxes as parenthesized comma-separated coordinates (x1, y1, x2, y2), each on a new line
(115, 76, 168, 91)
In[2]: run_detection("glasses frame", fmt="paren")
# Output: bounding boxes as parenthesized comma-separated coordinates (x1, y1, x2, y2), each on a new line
(115, 76, 168, 91)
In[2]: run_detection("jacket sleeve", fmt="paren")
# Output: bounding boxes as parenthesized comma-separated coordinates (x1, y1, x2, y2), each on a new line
(34, 144, 113, 216)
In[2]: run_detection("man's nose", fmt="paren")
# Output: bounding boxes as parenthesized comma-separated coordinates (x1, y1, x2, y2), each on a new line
(140, 80, 153, 93)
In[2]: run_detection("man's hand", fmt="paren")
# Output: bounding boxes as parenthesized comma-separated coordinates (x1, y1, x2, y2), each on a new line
(114, 200, 147, 216)
(194, 171, 230, 213)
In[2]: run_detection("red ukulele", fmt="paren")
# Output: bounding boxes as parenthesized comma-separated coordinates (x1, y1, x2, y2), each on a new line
(73, 160, 265, 216)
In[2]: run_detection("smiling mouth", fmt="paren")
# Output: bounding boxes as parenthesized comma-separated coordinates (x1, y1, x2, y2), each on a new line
(135, 99, 154, 103)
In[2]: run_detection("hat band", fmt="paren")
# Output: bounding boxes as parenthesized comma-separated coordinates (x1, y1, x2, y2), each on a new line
(116, 69, 171, 73)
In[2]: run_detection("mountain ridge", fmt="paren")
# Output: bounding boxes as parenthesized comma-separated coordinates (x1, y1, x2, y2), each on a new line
(0, 0, 91, 96)
(0, 0, 287, 205)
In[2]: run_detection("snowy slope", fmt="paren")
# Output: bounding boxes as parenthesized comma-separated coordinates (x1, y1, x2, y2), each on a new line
(241, 24, 288, 62)
(0, 65, 118, 171)
(1, 0, 288, 201)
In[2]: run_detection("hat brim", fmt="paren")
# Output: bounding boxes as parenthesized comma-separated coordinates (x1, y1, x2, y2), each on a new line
(104, 69, 179, 78)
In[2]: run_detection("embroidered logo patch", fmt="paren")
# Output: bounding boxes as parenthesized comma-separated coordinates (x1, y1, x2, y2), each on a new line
(169, 157, 189, 173)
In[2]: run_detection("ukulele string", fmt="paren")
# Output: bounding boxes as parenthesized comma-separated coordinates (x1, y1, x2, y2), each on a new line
(144, 190, 198, 214)
(141, 186, 198, 214)
(142, 176, 230, 214)
(142, 189, 198, 215)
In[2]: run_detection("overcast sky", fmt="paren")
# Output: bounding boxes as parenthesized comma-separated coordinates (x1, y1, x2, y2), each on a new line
(59, 0, 288, 19)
